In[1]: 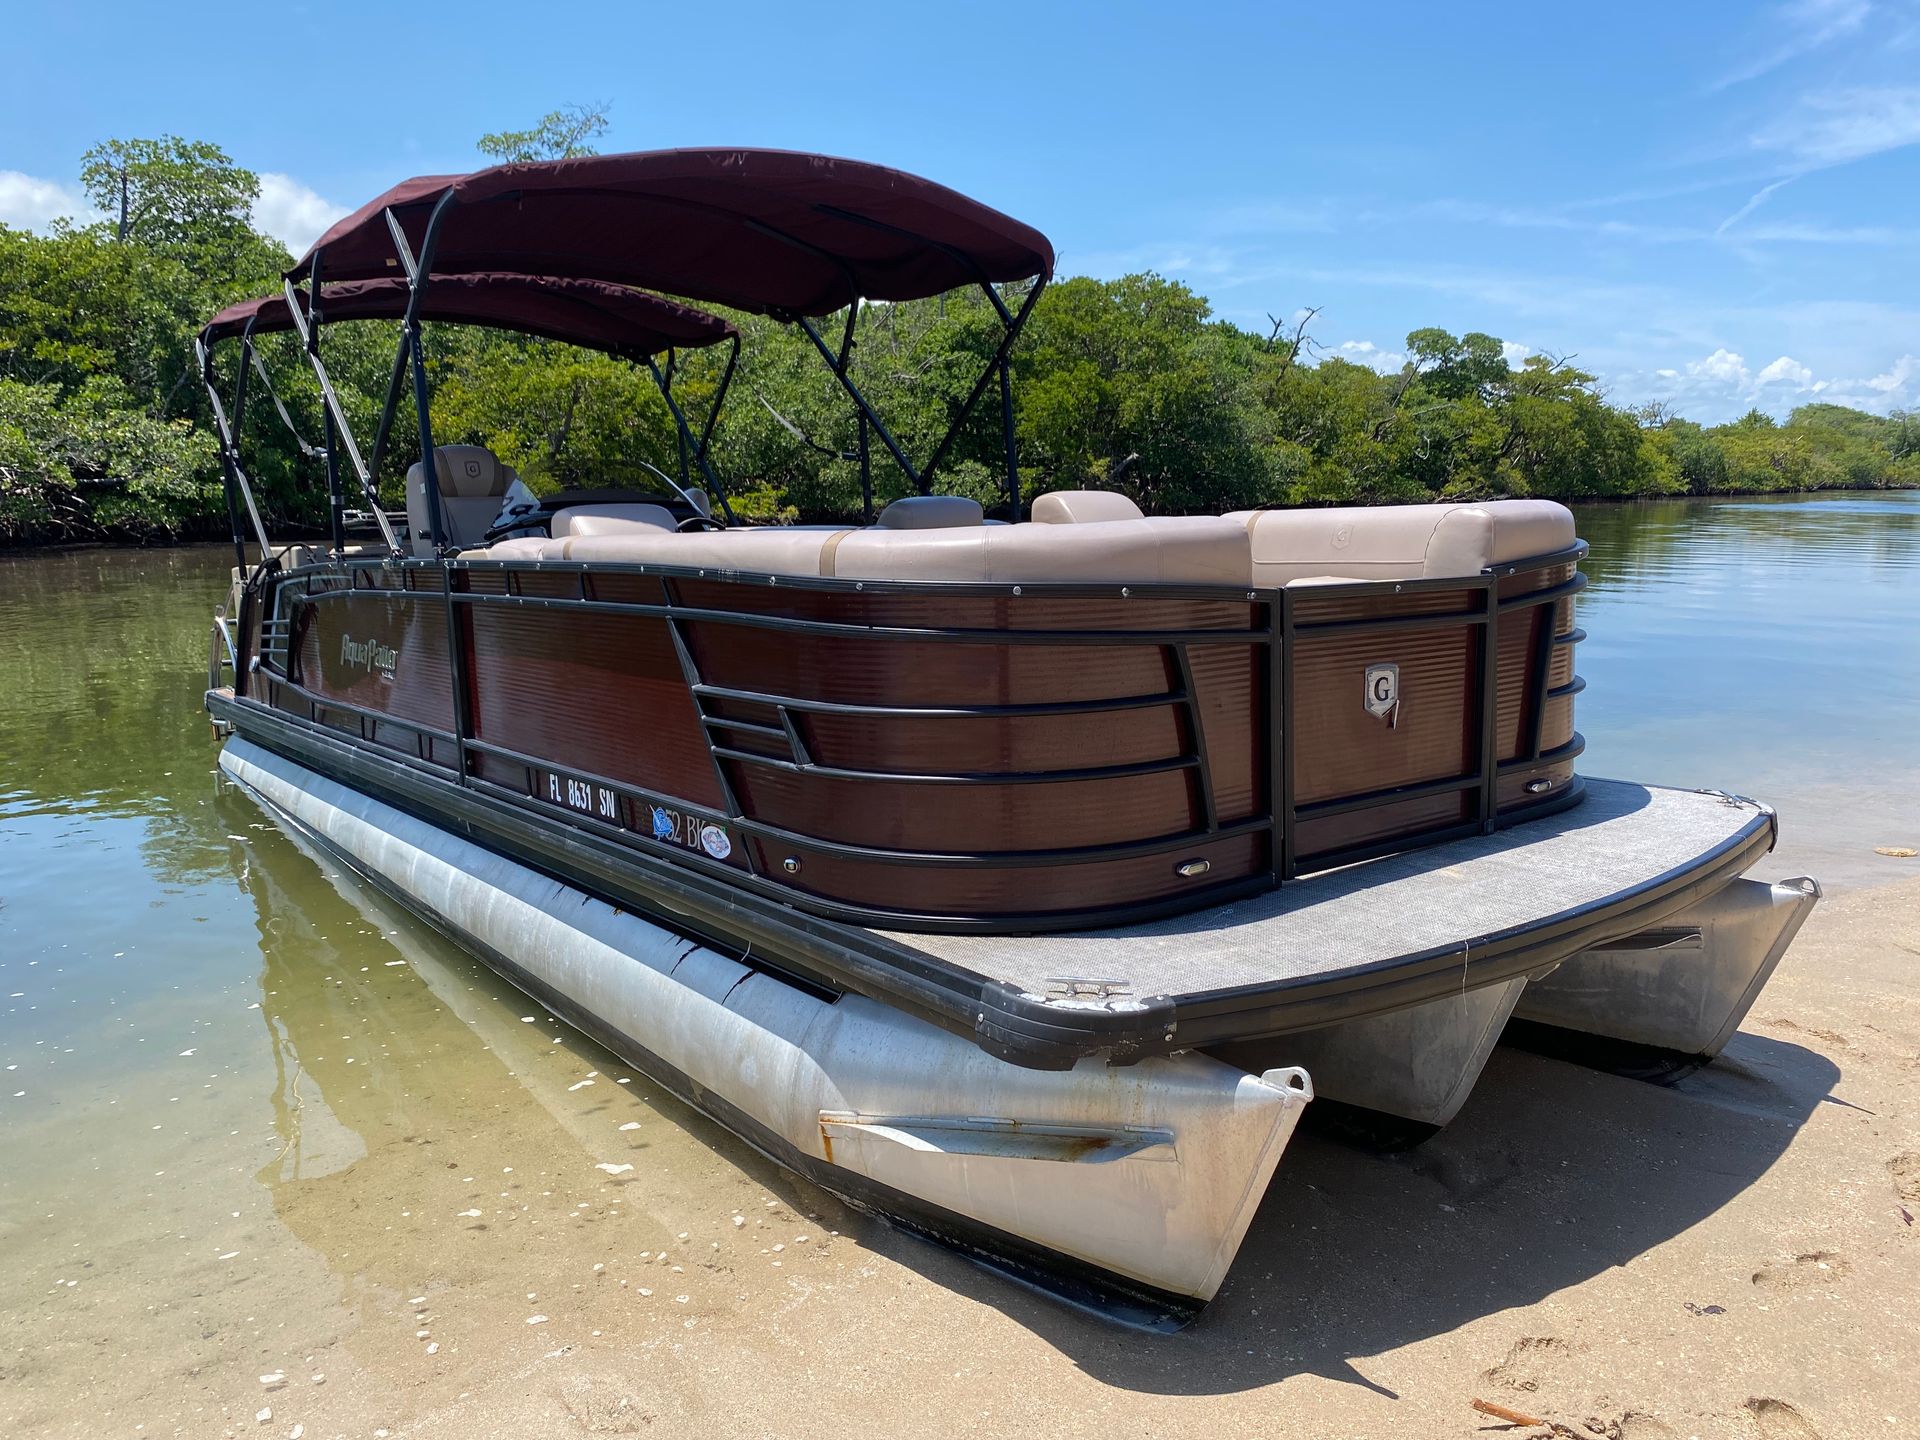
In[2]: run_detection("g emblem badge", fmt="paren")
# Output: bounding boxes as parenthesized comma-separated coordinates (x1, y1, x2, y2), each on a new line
(1364, 663, 1399, 725)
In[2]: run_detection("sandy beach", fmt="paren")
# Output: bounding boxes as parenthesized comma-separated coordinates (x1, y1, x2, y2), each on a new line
(6, 833, 1916, 1440)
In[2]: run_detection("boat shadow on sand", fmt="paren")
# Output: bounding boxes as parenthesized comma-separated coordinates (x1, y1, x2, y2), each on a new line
(862, 1029, 1838, 1396)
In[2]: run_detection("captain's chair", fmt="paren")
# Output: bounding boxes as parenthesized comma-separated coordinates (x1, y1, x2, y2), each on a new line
(406, 445, 517, 556)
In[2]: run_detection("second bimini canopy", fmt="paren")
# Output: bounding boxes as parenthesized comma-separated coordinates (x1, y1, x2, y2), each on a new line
(286, 148, 1056, 316)
(202, 273, 737, 359)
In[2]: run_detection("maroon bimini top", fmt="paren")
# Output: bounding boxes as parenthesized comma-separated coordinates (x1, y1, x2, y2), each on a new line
(285, 148, 1055, 317)
(201, 273, 736, 356)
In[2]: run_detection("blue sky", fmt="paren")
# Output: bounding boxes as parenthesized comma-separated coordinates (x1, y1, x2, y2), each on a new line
(4, 0, 1916, 422)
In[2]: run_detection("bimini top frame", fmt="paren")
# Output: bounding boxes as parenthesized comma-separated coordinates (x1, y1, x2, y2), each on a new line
(197, 271, 742, 563)
(285, 148, 1057, 517)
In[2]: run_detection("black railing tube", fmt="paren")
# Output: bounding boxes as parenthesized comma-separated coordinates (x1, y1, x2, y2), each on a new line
(1477, 582, 1502, 832)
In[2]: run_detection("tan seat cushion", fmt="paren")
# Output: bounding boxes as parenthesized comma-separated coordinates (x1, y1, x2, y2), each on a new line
(552, 503, 677, 537)
(829, 516, 1248, 584)
(876, 495, 984, 528)
(546, 527, 856, 571)
(1030, 490, 1145, 524)
(1223, 500, 1575, 585)
(469, 516, 1247, 585)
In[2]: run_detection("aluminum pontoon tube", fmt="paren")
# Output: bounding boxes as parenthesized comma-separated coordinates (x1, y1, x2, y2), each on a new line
(217, 738, 1312, 1317)
(1211, 976, 1529, 1132)
(1510, 875, 1820, 1059)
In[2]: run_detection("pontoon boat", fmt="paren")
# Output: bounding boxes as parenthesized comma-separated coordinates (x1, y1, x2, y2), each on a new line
(199, 148, 1817, 1324)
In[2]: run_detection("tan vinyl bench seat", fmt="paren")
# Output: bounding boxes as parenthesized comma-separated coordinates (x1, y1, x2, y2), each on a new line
(475, 515, 1250, 585)
(471, 496, 1569, 590)
(1223, 499, 1574, 585)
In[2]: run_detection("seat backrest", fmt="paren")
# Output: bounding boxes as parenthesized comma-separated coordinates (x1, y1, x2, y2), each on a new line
(829, 515, 1248, 584)
(405, 445, 516, 555)
(876, 495, 984, 529)
(477, 516, 1248, 585)
(1224, 500, 1575, 585)
(1030, 489, 1145, 524)
(551, 502, 678, 538)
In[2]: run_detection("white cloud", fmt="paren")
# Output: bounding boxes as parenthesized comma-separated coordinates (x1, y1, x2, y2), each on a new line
(1500, 340, 1533, 368)
(1693, 348, 1752, 386)
(252, 173, 348, 255)
(0, 170, 93, 230)
(1634, 345, 1919, 419)
(1866, 354, 1918, 392)
(1750, 86, 1920, 168)
(1756, 355, 1816, 386)
(1331, 339, 1405, 374)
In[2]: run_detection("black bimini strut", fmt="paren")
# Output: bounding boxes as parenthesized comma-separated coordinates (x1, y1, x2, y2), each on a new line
(276, 265, 405, 558)
(365, 192, 745, 539)
(785, 275, 1045, 515)
(194, 332, 274, 572)
(641, 342, 740, 524)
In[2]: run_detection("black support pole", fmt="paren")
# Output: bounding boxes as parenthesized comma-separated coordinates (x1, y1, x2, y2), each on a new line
(919, 275, 1046, 492)
(642, 354, 738, 523)
(999, 354, 1020, 516)
(795, 314, 922, 492)
(301, 251, 349, 558)
(858, 413, 874, 524)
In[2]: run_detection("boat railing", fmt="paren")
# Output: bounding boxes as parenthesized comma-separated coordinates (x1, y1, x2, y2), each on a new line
(234, 540, 1585, 931)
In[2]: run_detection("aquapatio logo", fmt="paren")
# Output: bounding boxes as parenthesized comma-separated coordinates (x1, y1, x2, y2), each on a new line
(339, 633, 398, 680)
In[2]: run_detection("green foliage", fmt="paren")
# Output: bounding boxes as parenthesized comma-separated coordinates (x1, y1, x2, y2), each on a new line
(476, 103, 612, 164)
(0, 376, 219, 540)
(2, 124, 1915, 546)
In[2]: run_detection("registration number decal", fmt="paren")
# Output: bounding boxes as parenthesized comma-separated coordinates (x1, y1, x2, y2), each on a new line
(533, 770, 735, 865)
(547, 772, 619, 822)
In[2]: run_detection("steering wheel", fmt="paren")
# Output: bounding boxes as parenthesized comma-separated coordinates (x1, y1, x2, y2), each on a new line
(633, 459, 728, 529)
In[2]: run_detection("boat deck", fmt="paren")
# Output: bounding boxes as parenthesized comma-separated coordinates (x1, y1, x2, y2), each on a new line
(883, 780, 1776, 1060)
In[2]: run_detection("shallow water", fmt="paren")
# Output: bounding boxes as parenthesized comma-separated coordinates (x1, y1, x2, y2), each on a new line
(1570, 491, 1920, 886)
(1, 494, 1916, 1433)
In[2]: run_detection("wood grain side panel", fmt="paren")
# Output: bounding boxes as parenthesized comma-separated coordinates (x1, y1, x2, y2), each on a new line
(1185, 642, 1263, 822)
(746, 832, 1267, 921)
(723, 764, 1202, 852)
(1291, 625, 1475, 805)
(293, 590, 455, 734)
(685, 624, 1178, 707)
(797, 707, 1190, 774)
(1295, 791, 1471, 864)
(1494, 606, 1543, 761)
(466, 606, 723, 810)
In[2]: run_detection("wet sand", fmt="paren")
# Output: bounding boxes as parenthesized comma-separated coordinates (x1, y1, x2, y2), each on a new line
(4, 791, 1917, 1440)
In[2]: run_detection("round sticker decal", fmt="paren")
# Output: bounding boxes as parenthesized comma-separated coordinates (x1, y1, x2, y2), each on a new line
(699, 823, 733, 860)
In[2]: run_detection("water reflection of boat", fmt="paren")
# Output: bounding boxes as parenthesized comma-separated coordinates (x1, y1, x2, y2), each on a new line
(202, 149, 1815, 1322)
(222, 785, 781, 1251)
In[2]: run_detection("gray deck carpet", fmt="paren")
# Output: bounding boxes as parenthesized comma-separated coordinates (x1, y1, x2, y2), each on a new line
(883, 780, 1770, 1001)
